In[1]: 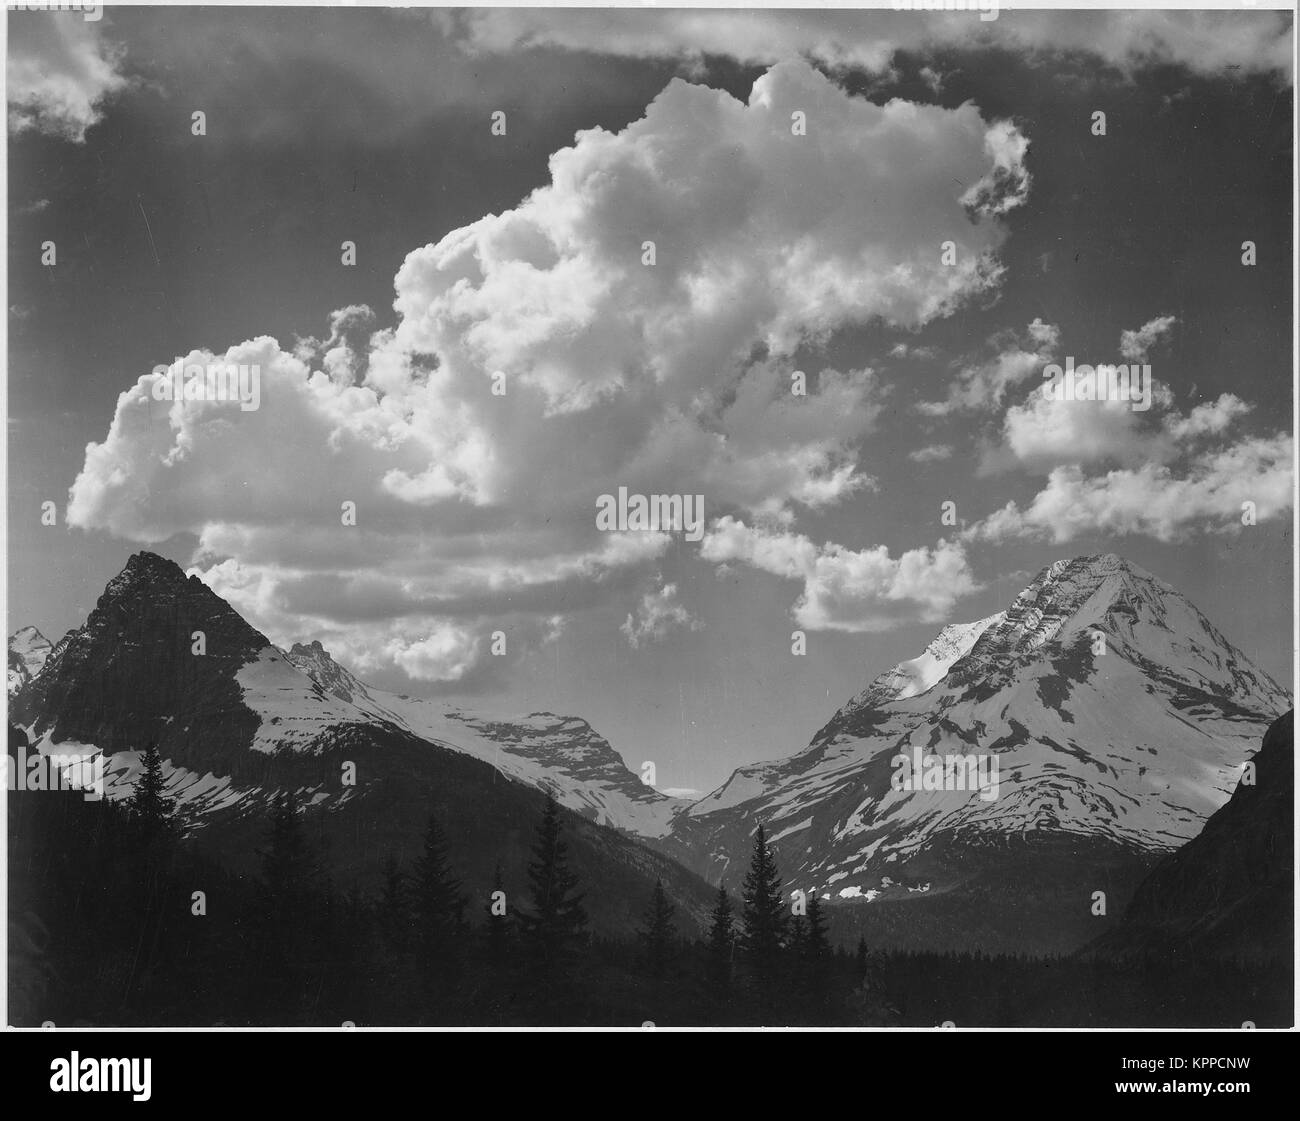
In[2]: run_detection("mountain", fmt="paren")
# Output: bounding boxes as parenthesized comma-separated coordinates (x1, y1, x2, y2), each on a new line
(1089, 709, 1293, 966)
(8, 552, 712, 936)
(8, 625, 51, 696)
(659, 554, 1289, 954)
(284, 640, 684, 836)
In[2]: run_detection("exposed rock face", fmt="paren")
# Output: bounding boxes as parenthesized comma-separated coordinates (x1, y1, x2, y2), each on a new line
(9, 552, 715, 936)
(1090, 710, 1293, 965)
(8, 625, 51, 696)
(11, 553, 268, 770)
(658, 554, 1288, 953)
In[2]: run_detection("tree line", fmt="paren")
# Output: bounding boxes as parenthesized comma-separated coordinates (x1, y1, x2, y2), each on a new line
(9, 733, 1288, 1027)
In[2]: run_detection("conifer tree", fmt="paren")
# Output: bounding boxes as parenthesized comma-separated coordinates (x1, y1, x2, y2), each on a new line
(740, 825, 787, 1009)
(128, 741, 175, 848)
(704, 884, 735, 1002)
(805, 892, 830, 962)
(259, 789, 320, 915)
(411, 814, 465, 968)
(484, 863, 511, 962)
(637, 878, 676, 978)
(517, 795, 588, 979)
(378, 853, 408, 951)
(254, 790, 323, 1020)
(803, 891, 832, 1017)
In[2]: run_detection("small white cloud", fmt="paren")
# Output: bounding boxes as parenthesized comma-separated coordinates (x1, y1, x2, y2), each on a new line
(918, 319, 1058, 416)
(909, 443, 954, 463)
(621, 583, 702, 649)
(1119, 315, 1177, 362)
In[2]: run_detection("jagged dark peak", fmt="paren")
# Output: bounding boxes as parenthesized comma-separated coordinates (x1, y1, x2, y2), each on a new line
(81, 550, 274, 657)
(102, 550, 191, 596)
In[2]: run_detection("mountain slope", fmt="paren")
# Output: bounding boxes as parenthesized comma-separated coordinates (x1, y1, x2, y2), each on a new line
(9, 552, 711, 935)
(8, 625, 51, 696)
(1088, 709, 1293, 965)
(284, 640, 684, 836)
(660, 554, 1289, 953)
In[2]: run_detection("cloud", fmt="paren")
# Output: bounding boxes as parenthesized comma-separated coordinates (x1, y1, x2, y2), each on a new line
(700, 517, 980, 631)
(1119, 315, 1177, 362)
(909, 443, 954, 463)
(7, 11, 128, 142)
(918, 318, 1058, 416)
(67, 61, 1025, 684)
(958, 309, 1287, 544)
(454, 8, 1294, 83)
(621, 583, 703, 648)
(965, 434, 1293, 545)
(980, 316, 1228, 476)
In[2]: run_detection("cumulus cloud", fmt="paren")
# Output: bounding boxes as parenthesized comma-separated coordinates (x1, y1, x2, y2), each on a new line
(1119, 314, 1177, 362)
(67, 60, 1025, 683)
(958, 307, 1288, 543)
(700, 517, 980, 631)
(621, 583, 703, 648)
(7, 11, 128, 142)
(452, 8, 1294, 83)
(978, 316, 1183, 474)
(965, 434, 1293, 545)
(919, 318, 1058, 416)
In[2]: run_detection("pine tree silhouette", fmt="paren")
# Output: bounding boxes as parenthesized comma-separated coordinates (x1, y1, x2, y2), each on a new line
(740, 824, 787, 1005)
(254, 790, 323, 1021)
(127, 740, 175, 848)
(411, 814, 466, 985)
(637, 878, 676, 978)
(705, 884, 735, 1004)
(484, 863, 512, 962)
(518, 795, 588, 991)
(259, 790, 320, 911)
(803, 891, 832, 1016)
(378, 853, 408, 951)
(805, 892, 830, 961)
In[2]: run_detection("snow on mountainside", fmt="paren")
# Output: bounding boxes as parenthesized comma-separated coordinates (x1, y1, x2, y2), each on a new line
(284, 641, 685, 836)
(8, 626, 52, 696)
(9, 552, 679, 838)
(668, 555, 1290, 913)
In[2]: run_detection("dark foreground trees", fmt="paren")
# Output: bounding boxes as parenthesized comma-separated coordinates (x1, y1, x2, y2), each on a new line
(11, 733, 1286, 1029)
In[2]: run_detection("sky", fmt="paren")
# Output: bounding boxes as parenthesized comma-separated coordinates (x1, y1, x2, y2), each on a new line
(5, 5, 1294, 797)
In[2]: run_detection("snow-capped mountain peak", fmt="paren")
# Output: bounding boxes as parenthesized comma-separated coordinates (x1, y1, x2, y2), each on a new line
(8, 625, 53, 696)
(664, 554, 1289, 950)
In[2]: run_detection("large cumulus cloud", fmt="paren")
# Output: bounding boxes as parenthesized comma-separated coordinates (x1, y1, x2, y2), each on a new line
(67, 60, 1026, 682)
